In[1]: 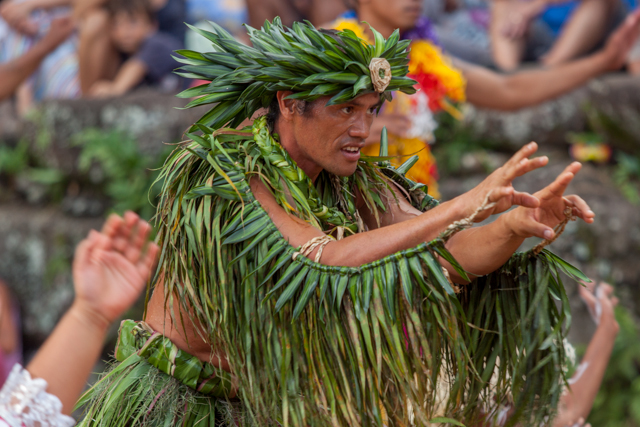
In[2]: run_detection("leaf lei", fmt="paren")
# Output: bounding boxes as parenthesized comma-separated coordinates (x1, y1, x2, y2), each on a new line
(251, 115, 359, 235)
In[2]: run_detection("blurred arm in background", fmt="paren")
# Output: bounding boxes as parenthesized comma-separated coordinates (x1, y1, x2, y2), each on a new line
(551, 282, 620, 427)
(0, 16, 74, 101)
(0, 0, 72, 35)
(461, 9, 640, 110)
(0, 212, 158, 422)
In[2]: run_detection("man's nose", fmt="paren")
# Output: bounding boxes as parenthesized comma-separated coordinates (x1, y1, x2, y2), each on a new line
(349, 116, 370, 139)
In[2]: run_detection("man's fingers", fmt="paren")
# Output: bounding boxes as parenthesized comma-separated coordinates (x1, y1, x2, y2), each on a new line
(506, 142, 539, 168)
(511, 190, 540, 208)
(538, 170, 575, 200)
(564, 195, 595, 223)
(520, 217, 554, 240)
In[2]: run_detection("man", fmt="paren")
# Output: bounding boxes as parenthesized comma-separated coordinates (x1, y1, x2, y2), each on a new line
(79, 20, 594, 426)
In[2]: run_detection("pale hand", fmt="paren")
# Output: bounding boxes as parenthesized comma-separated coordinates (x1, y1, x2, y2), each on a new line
(503, 161, 595, 240)
(71, 211, 159, 329)
(579, 280, 619, 330)
(452, 142, 548, 223)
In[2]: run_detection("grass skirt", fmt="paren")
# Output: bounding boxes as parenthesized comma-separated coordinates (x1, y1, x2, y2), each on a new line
(75, 320, 247, 427)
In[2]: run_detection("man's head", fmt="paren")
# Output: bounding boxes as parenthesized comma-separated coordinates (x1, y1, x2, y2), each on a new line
(350, 0, 423, 32)
(107, 0, 157, 54)
(272, 91, 380, 179)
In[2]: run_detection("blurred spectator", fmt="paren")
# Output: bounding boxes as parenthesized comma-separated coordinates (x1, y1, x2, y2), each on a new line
(490, 0, 628, 71)
(0, 15, 74, 101)
(0, 0, 79, 113)
(0, 280, 20, 387)
(246, 0, 346, 28)
(421, 0, 500, 66)
(75, 0, 185, 95)
(87, 0, 184, 98)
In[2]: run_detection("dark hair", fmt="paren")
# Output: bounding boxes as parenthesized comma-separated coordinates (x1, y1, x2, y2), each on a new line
(342, 0, 359, 9)
(265, 96, 312, 132)
(106, 0, 156, 22)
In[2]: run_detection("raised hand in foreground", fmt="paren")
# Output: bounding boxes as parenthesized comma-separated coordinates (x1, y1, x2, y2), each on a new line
(72, 211, 158, 329)
(0, 212, 158, 422)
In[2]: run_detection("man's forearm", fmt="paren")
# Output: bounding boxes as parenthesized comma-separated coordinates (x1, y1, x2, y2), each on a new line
(322, 199, 470, 266)
(445, 214, 524, 279)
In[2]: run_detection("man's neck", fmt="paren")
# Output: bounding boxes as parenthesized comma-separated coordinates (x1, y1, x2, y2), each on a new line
(357, 8, 396, 39)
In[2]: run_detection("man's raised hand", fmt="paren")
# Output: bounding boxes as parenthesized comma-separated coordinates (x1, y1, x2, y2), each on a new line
(71, 211, 159, 330)
(503, 161, 595, 240)
(453, 142, 547, 223)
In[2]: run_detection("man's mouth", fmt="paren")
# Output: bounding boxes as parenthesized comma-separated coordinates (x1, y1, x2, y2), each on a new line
(341, 146, 362, 161)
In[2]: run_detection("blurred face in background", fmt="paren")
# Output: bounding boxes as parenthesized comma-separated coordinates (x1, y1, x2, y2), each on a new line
(358, 0, 423, 31)
(110, 11, 157, 54)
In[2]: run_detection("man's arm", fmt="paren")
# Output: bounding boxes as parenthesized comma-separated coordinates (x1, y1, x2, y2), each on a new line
(0, 16, 74, 101)
(251, 144, 591, 282)
(460, 9, 640, 111)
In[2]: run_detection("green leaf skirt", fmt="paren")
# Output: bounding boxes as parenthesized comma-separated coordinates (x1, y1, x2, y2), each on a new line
(75, 320, 246, 427)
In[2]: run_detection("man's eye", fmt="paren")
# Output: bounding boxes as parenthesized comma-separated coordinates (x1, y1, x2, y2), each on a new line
(367, 107, 376, 115)
(341, 107, 353, 114)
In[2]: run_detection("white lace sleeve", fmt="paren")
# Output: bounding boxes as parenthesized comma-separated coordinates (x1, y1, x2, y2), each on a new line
(0, 364, 75, 427)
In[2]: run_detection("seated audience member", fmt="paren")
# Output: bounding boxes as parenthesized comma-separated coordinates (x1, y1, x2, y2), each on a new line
(490, 0, 627, 71)
(0, 212, 158, 423)
(421, 0, 497, 67)
(75, 0, 185, 95)
(87, 0, 184, 98)
(0, 0, 78, 113)
(246, 0, 346, 28)
(0, 15, 74, 101)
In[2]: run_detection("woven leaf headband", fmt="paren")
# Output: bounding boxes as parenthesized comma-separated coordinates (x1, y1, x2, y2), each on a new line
(175, 17, 417, 131)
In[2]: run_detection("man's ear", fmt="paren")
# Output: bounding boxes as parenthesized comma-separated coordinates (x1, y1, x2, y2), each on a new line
(277, 91, 297, 121)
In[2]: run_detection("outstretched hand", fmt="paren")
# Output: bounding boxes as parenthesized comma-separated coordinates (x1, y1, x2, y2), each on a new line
(452, 142, 547, 223)
(503, 161, 595, 240)
(72, 211, 159, 329)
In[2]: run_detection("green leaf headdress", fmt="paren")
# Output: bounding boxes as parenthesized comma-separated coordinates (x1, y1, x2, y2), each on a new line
(175, 18, 417, 130)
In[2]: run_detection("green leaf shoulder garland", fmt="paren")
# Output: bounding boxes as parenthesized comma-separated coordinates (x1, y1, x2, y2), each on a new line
(76, 19, 586, 427)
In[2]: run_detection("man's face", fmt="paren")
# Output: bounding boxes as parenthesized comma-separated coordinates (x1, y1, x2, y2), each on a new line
(110, 11, 155, 54)
(286, 92, 380, 178)
(362, 0, 423, 31)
